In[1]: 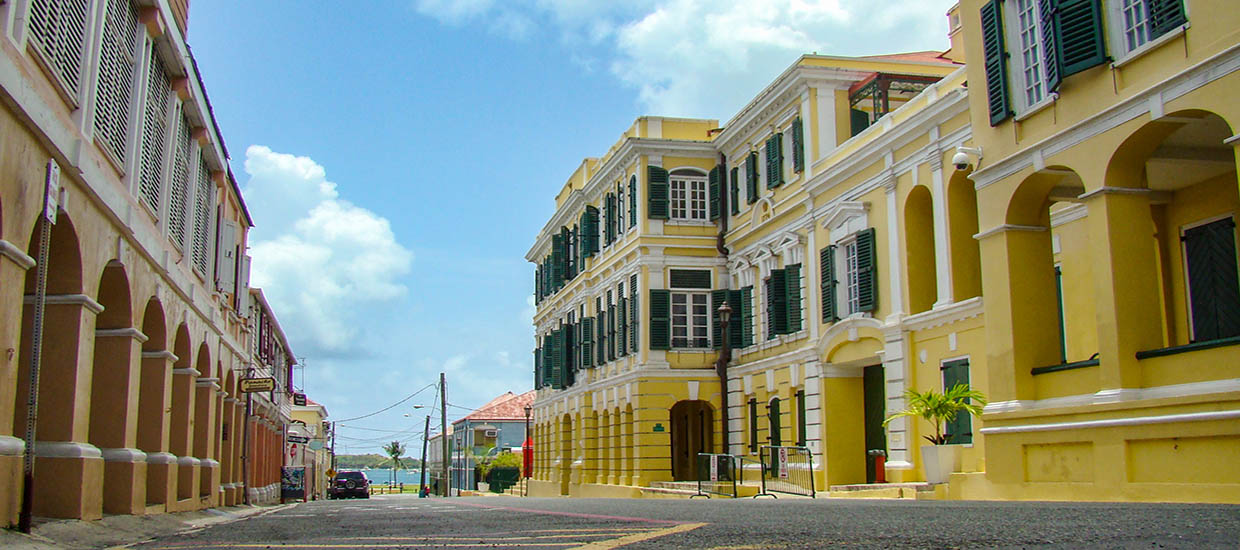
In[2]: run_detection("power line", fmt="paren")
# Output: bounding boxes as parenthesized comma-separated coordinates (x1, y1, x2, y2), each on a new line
(332, 383, 437, 423)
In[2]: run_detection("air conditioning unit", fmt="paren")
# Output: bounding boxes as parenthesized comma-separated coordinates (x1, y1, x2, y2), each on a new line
(484, 429, 498, 438)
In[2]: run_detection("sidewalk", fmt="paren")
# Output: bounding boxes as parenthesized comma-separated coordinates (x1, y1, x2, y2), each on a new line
(0, 503, 295, 549)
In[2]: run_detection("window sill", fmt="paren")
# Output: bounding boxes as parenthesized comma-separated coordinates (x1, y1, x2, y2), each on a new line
(666, 219, 715, 226)
(1136, 335, 1240, 360)
(1031, 357, 1099, 376)
(1013, 96, 1055, 123)
(1111, 24, 1189, 70)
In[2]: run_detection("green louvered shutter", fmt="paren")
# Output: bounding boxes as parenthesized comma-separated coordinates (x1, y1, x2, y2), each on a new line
(1184, 218, 1240, 341)
(1147, 0, 1187, 39)
(552, 234, 565, 289)
(791, 117, 804, 172)
(729, 289, 744, 347)
(746, 153, 759, 203)
(649, 289, 671, 350)
(549, 329, 563, 389)
(748, 399, 759, 452)
(564, 324, 576, 387)
(560, 227, 573, 280)
(618, 295, 627, 356)
(585, 206, 600, 257)
(709, 166, 721, 221)
(856, 228, 878, 312)
(711, 289, 727, 350)
(1039, 0, 1063, 93)
(767, 269, 788, 338)
(630, 274, 639, 353)
(821, 245, 838, 323)
(1055, 0, 1107, 78)
(609, 192, 618, 242)
(579, 318, 593, 369)
(597, 308, 606, 366)
(981, 0, 1012, 125)
(796, 390, 807, 446)
(730, 167, 740, 215)
(534, 346, 542, 388)
(629, 175, 638, 226)
(604, 193, 615, 245)
(785, 263, 802, 333)
(765, 134, 783, 189)
(648, 166, 669, 219)
(534, 266, 541, 304)
(740, 286, 754, 347)
(607, 302, 617, 360)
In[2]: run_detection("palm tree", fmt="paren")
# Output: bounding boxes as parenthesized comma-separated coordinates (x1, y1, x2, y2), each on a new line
(883, 383, 986, 445)
(382, 440, 405, 486)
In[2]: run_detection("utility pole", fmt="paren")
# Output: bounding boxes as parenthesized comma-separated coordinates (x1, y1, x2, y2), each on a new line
(330, 421, 336, 470)
(418, 415, 430, 495)
(440, 372, 449, 497)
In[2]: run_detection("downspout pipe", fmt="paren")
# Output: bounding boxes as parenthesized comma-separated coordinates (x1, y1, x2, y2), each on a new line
(714, 153, 731, 455)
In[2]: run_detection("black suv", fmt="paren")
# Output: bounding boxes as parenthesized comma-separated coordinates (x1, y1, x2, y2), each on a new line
(328, 471, 370, 499)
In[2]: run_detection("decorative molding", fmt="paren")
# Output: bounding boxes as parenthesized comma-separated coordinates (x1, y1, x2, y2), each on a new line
(200, 458, 220, 468)
(34, 441, 102, 459)
(973, 224, 1047, 240)
(101, 447, 148, 463)
(981, 409, 1240, 435)
(1050, 203, 1088, 227)
(177, 456, 201, 467)
(173, 367, 201, 377)
(142, 350, 178, 361)
(24, 293, 105, 314)
(146, 452, 177, 465)
(0, 239, 36, 270)
(0, 435, 25, 456)
(1076, 186, 1151, 201)
(900, 297, 984, 332)
(96, 327, 149, 342)
(985, 378, 1240, 414)
(820, 201, 869, 232)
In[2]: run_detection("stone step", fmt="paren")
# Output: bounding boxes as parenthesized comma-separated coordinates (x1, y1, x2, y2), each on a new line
(826, 482, 938, 500)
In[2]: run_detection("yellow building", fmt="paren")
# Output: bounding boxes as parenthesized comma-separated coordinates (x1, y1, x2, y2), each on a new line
(0, 0, 297, 524)
(954, 0, 1240, 502)
(528, 0, 1238, 503)
(290, 398, 330, 501)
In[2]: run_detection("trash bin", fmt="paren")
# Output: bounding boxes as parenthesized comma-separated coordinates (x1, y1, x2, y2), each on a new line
(867, 449, 887, 483)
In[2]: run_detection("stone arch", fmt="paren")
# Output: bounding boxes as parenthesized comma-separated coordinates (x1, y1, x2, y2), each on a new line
(23, 214, 82, 295)
(904, 185, 937, 314)
(192, 342, 214, 498)
(89, 263, 145, 514)
(136, 298, 174, 506)
(1103, 110, 1238, 346)
(947, 169, 982, 299)
(170, 324, 196, 500)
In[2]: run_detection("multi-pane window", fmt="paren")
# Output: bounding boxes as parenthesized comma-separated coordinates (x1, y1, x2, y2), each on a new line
(844, 241, 861, 314)
(1011, 0, 1047, 108)
(670, 176, 707, 220)
(93, 0, 141, 165)
(28, 0, 91, 97)
(1120, 0, 1151, 51)
(671, 292, 710, 348)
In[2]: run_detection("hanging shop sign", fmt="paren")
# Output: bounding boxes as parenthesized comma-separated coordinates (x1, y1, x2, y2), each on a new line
(240, 377, 276, 392)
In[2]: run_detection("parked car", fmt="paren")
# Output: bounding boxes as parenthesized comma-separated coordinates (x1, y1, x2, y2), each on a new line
(328, 470, 370, 499)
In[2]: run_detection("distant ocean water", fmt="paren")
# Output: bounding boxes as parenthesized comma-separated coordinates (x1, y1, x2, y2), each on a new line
(360, 468, 426, 485)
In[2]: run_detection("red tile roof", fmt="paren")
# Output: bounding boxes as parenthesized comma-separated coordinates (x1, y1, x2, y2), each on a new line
(455, 390, 535, 423)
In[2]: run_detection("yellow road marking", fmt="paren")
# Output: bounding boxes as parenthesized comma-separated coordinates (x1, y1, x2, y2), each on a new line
(569, 522, 708, 550)
(146, 544, 580, 549)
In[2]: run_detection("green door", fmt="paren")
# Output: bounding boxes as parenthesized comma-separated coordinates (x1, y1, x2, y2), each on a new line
(862, 365, 886, 484)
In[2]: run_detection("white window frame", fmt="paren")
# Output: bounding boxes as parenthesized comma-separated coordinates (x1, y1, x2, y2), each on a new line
(1003, 0, 1054, 116)
(670, 175, 708, 221)
(1107, 0, 1190, 68)
(670, 290, 712, 350)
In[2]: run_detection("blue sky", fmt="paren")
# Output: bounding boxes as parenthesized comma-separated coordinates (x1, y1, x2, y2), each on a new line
(186, 0, 956, 454)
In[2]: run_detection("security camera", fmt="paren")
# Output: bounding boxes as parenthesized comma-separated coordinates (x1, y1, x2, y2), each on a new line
(952, 151, 972, 170)
(953, 146, 983, 171)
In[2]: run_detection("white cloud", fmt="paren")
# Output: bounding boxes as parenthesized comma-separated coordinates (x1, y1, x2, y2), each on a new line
(241, 145, 414, 356)
(411, 0, 956, 119)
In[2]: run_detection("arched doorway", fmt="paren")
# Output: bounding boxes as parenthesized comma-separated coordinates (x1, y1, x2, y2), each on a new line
(669, 400, 713, 481)
(88, 263, 143, 514)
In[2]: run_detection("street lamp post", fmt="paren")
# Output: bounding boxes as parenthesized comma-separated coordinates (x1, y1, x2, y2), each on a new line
(523, 404, 532, 497)
(716, 301, 733, 454)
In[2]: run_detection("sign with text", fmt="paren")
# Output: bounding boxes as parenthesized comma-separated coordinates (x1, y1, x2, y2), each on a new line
(293, 393, 306, 406)
(240, 377, 275, 393)
(287, 435, 309, 444)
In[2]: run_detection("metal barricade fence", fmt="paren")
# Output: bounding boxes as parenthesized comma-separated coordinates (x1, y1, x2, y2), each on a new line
(694, 453, 738, 498)
(760, 446, 816, 498)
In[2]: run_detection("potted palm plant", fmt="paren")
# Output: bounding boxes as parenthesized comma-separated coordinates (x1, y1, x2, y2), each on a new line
(883, 383, 986, 484)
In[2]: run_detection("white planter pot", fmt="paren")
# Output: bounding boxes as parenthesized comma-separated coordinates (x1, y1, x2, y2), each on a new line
(477, 482, 489, 492)
(921, 444, 963, 484)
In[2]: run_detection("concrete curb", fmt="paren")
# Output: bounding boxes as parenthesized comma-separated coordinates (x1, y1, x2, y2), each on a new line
(0, 503, 297, 550)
